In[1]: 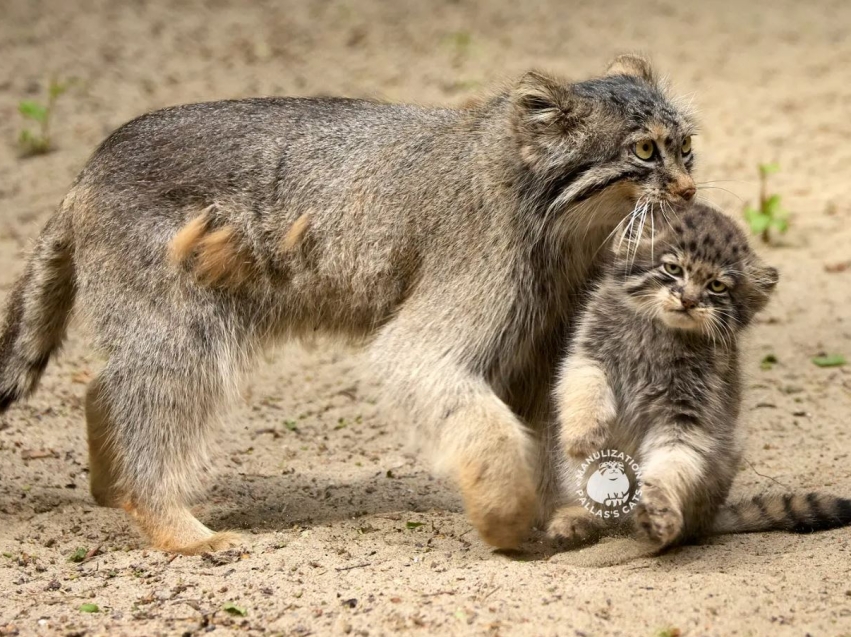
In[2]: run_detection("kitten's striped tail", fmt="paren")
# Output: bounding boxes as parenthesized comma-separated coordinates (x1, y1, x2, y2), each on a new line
(713, 493, 851, 535)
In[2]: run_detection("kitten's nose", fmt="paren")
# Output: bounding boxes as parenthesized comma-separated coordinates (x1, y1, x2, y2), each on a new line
(681, 296, 698, 310)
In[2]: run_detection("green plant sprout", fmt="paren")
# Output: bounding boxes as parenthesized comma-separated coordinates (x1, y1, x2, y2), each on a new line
(18, 78, 74, 156)
(743, 162, 789, 243)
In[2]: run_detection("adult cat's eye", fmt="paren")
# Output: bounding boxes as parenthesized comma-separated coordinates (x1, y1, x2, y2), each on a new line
(663, 262, 682, 276)
(708, 280, 727, 293)
(634, 140, 655, 160)
(681, 136, 692, 155)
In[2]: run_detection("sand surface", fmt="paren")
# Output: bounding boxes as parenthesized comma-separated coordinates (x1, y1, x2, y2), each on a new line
(1, 0, 851, 635)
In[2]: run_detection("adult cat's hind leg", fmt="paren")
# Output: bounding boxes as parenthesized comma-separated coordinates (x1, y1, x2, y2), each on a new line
(89, 329, 241, 554)
(86, 375, 123, 508)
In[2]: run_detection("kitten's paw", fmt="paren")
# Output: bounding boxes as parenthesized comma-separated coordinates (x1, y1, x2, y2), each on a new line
(547, 506, 602, 545)
(564, 425, 609, 459)
(633, 488, 683, 547)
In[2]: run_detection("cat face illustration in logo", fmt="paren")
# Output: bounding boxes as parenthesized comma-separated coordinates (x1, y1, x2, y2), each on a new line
(586, 460, 630, 507)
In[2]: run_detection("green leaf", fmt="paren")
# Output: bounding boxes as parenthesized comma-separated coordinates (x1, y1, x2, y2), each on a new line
(283, 420, 297, 431)
(745, 209, 771, 235)
(223, 602, 247, 616)
(812, 354, 846, 368)
(18, 100, 48, 123)
(68, 547, 88, 563)
(406, 521, 425, 529)
(79, 603, 99, 613)
(760, 354, 778, 370)
(759, 162, 780, 176)
(772, 217, 789, 233)
(764, 194, 782, 215)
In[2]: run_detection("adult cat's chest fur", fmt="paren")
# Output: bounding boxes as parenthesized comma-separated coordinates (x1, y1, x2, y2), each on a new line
(486, 204, 616, 420)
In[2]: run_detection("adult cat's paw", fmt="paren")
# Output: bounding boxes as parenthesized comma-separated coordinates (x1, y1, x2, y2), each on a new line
(457, 454, 537, 550)
(633, 488, 683, 547)
(547, 506, 603, 545)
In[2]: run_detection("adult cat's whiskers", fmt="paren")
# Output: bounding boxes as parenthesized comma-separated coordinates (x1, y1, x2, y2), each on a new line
(659, 201, 677, 233)
(613, 200, 641, 259)
(599, 198, 644, 261)
(696, 185, 744, 203)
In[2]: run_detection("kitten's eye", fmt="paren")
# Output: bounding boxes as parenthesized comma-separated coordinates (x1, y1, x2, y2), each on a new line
(634, 140, 655, 161)
(708, 280, 727, 293)
(663, 263, 683, 276)
(681, 136, 692, 155)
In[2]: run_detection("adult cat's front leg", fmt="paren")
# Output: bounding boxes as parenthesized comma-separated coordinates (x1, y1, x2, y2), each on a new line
(369, 310, 538, 550)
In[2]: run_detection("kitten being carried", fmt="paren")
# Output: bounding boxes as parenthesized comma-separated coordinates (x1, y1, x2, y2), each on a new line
(549, 202, 851, 548)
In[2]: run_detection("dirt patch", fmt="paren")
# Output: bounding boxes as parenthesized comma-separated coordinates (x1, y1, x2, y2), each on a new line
(1, 0, 850, 635)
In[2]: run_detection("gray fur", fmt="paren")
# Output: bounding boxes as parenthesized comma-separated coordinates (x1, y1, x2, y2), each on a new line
(550, 203, 851, 548)
(0, 55, 699, 553)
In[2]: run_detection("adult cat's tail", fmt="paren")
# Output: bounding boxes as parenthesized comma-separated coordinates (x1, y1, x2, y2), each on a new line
(713, 493, 851, 535)
(0, 207, 76, 413)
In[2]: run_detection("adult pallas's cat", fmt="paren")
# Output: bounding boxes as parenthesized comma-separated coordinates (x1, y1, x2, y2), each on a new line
(0, 55, 700, 553)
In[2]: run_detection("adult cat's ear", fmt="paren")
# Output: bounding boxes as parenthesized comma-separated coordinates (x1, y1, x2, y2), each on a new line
(605, 54, 656, 85)
(511, 71, 583, 136)
(511, 71, 588, 168)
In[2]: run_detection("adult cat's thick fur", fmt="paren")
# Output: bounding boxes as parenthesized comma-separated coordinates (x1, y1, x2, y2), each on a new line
(0, 55, 698, 553)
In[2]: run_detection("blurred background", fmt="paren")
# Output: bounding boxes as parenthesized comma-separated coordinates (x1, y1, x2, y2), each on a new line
(2, 0, 850, 202)
(1, 1, 850, 635)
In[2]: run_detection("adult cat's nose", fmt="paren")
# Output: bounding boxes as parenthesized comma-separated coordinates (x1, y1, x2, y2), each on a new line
(679, 186, 696, 201)
(681, 296, 698, 310)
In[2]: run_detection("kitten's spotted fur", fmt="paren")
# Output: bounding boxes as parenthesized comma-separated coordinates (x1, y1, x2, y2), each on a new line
(549, 203, 851, 547)
(0, 55, 699, 553)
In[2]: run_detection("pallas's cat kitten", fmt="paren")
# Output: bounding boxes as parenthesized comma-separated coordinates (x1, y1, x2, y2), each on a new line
(549, 202, 851, 547)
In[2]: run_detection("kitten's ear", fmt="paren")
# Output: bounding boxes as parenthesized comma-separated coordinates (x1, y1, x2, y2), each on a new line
(746, 262, 779, 317)
(755, 264, 779, 298)
(605, 54, 656, 85)
(511, 71, 582, 135)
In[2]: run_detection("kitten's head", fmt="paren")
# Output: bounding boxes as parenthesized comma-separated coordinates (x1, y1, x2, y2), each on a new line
(611, 203, 778, 339)
(511, 54, 697, 220)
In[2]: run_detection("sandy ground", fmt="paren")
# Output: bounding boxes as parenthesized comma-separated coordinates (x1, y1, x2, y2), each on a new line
(1, 0, 851, 635)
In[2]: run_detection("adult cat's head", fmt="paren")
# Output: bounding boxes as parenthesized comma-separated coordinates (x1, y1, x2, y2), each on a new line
(510, 55, 697, 223)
